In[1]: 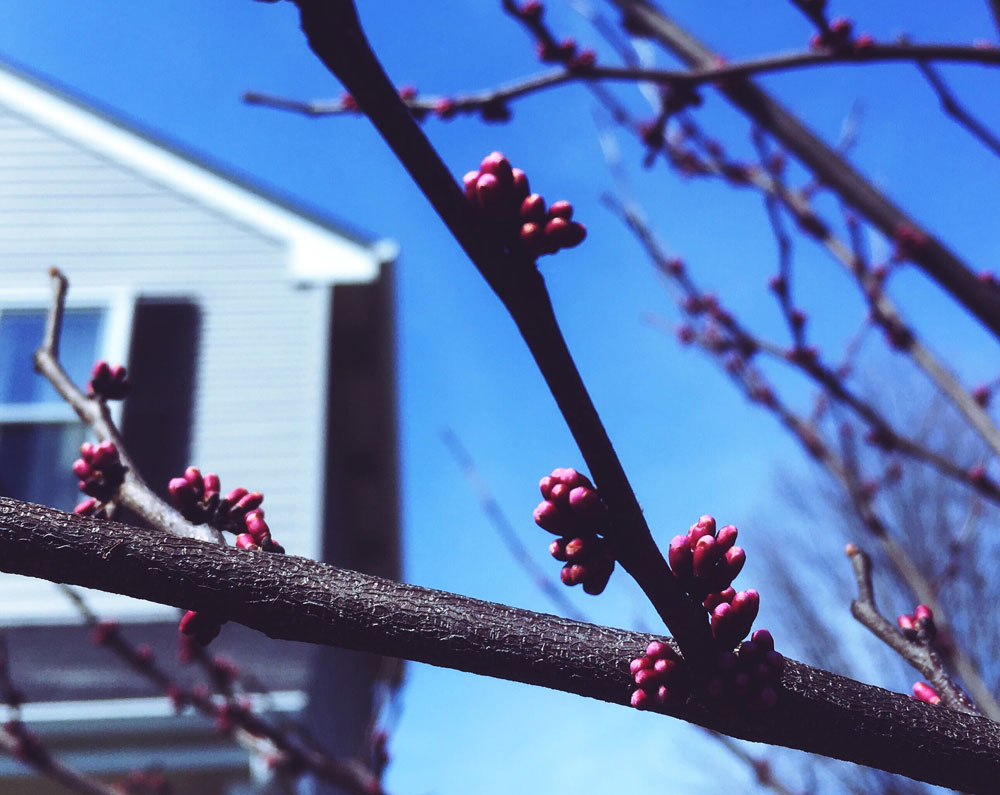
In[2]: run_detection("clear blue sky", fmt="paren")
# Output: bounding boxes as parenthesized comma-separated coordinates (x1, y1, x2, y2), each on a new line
(2, 1, 999, 792)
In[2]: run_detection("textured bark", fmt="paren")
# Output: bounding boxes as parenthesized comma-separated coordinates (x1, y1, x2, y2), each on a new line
(1, 496, 999, 791)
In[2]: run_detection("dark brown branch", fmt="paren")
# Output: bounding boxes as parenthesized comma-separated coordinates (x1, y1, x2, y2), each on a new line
(284, 0, 715, 660)
(1, 497, 1000, 791)
(607, 0, 1000, 342)
(846, 545, 978, 714)
(246, 43, 1000, 120)
(914, 59, 1000, 159)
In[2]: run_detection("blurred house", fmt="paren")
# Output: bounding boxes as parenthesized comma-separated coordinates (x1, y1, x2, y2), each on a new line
(0, 58, 401, 793)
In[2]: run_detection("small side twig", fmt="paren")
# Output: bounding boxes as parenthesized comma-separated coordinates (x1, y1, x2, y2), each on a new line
(33, 269, 222, 545)
(846, 544, 979, 715)
(914, 58, 1000, 159)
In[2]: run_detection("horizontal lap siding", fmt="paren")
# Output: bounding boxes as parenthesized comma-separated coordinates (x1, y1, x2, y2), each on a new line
(0, 104, 330, 622)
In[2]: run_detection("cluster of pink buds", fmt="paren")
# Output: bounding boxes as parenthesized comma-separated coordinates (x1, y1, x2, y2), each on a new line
(87, 360, 131, 400)
(168, 466, 222, 524)
(629, 640, 690, 710)
(705, 587, 760, 649)
(912, 681, 941, 706)
(668, 516, 745, 601)
(534, 468, 615, 594)
(167, 468, 283, 553)
(464, 152, 586, 259)
(72, 441, 126, 502)
(705, 629, 783, 710)
(898, 604, 935, 642)
(808, 17, 854, 50)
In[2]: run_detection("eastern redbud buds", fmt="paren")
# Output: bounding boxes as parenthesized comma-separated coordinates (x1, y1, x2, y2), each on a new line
(912, 681, 941, 705)
(465, 152, 586, 260)
(73, 441, 126, 502)
(898, 604, 935, 641)
(535, 468, 614, 594)
(704, 629, 783, 710)
(668, 515, 746, 600)
(87, 360, 131, 400)
(629, 640, 690, 710)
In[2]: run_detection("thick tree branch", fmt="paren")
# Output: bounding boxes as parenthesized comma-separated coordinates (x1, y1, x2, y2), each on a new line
(2, 497, 1000, 792)
(283, 0, 715, 660)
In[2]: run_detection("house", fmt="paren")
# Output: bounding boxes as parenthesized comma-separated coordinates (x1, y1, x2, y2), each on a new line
(0, 57, 401, 793)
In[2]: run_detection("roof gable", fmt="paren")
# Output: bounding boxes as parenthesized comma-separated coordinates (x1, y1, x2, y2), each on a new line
(0, 60, 397, 283)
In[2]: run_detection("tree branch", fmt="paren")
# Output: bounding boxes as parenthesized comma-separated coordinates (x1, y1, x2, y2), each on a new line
(607, 0, 1000, 343)
(1, 496, 1000, 791)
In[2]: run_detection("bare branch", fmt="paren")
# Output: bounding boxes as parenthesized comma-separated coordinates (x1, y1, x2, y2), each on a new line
(846, 544, 978, 714)
(33, 269, 222, 545)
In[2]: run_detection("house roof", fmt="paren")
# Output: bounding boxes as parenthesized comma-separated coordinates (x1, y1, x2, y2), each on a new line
(0, 55, 398, 284)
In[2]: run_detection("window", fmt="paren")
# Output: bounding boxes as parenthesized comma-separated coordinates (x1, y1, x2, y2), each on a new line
(0, 293, 133, 514)
(0, 307, 105, 511)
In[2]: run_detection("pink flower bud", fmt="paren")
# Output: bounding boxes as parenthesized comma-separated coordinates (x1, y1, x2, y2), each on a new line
(234, 492, 264, 513)
(912, 681, 941, 705)
(475, 173, 503, 212)
(520, 194, 547, 223)
(549, 538, 569, 561)
(74, 498, 99, 515)
(533, 500, 563, 534)
(630, 688, 650, 709)
(751, 629, 774, 652)
(479, 152, 514, 192)
(463, 171, 479, 201)
(721, 546, 746, 582)
(560, 564, 585, 586)
(203, 473, 220, 497)
(538, 475, 554, 499)
(562, 221, 586, 248)
(72, 459, 91, 479)
(692, 534, 724, 577)
(80, 442, 96, 462)
(547, 200, 573, 220)
(668, 535, 693, 579)
(244, 509, 270, 541)
(688, 515, 716, 542)
(630, 656, 649, 675)
(224, 487, 248, 504)
(568, 485, 602, 518)
(704, 587, 736, 613)
(511, 168, 530, 200)
(519, 221, 545, 253)
(715, 524, 738, 550)
(897, 614, 915, 632)
(914, 604, 932, 622)
(235, 533, 258, 550)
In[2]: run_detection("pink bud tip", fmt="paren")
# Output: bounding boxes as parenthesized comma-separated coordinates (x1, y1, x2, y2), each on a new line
(897, 614, 915, 632)
(750, 629, 774, 651)
(914, 604, 933, 622)
(72, 459, 91, 479)
(548, 200, 573, 220)
(511, 168, 530, 199)
(520, 194, 547, 223)
(630, 689, 650, 709)
(533, 500, 563, 534)
(912, 681, 941, 705)
(224, 487, 248, 504)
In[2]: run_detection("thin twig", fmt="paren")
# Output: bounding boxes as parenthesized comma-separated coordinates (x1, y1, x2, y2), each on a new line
(846, 544, 979, 714)
(33, 269, 222, 544)
(914, 59, 1000, 159)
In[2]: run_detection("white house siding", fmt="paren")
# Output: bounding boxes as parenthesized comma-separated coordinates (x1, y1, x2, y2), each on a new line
(0, 97, 345, 622)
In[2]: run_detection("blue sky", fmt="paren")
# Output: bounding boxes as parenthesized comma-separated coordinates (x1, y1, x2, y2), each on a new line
(2, 1, 1000, 792)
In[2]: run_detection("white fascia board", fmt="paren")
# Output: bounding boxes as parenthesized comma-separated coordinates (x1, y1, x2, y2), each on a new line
(0, 66, 395, 284)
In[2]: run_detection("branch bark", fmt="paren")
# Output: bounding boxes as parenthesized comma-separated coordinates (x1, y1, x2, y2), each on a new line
(2, 496, 1000, 792)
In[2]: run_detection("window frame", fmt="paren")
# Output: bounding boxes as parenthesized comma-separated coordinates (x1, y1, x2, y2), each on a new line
(0, 284, 136, 427)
